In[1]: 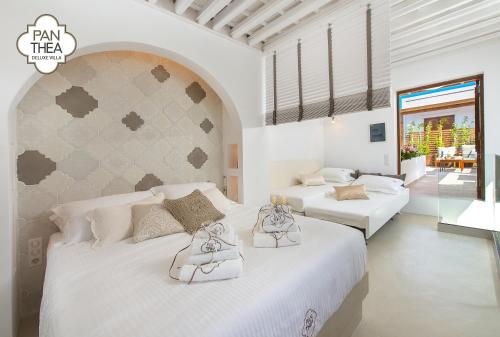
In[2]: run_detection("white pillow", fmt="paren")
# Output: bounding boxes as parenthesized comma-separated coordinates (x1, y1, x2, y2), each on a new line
(50, 190, 154, 244)
(151, 182, 216, 199)
(318, 167, 355, 183)
(202, 187, 233, 213)
(354, 175, 405, 194)
(88, 193, 164, 247)
(298, 173, 326, 186)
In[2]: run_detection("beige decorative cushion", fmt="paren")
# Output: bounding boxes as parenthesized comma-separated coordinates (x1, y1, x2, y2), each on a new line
(298, 173, 326, 186)
(164, 189, 225, 234)
(88, 194, 164, 247)
(334, 185, 369, 201)
(132, 204, 184, 243)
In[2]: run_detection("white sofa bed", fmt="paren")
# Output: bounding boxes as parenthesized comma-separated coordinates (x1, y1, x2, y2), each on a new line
(270, 160, 409, 239)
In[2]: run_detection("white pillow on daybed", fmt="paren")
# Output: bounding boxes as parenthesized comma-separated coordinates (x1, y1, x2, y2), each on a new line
(354, 175, 405, 194)
(151, 182, 216, 199)
(50, 190, 154, 244)
(318, 167, 355, 183)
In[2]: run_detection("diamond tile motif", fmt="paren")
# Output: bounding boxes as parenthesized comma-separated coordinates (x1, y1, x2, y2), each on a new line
(185, 82, 206, 104)
(60, 181, 99, 203)
(18, 186, 56, 219)
(151, 65, 170, 83)
(102, 178, 133, 196)
(56, 86, 98, 118)
(58, 119, 98, 148)
(135, 174, 163, 192)
(39, 171, 74, 196)
(187, 147, 208, 169)
(58, 151, 99, 180)
(133, 72, 161, 96)
(200, 118, 214, 134)
(122, 111, 144, 131)
(17, 150, 56, 185)
(58, 57, 96, 86)
(17, 84, 53, 115)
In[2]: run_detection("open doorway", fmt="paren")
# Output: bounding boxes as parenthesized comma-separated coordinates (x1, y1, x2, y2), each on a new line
(397, 75, 491, 229)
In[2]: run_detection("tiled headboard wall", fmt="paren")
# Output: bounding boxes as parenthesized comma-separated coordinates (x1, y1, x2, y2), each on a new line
(15, 51, 223, 316)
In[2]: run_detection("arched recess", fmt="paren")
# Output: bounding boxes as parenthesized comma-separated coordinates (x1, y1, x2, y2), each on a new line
(11, 46, 243, 318)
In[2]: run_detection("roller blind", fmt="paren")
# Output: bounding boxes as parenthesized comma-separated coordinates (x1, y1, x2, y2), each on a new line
(264, 0, 390, 125)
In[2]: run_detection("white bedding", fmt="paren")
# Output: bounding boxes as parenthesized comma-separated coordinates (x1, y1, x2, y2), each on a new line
(305, 189, 410, 238)
(40, 205, 366, 337)
(272, 183, 343, 212)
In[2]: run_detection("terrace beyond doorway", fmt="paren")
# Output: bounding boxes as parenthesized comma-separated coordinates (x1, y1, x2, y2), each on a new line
(396, 75, 491, 230)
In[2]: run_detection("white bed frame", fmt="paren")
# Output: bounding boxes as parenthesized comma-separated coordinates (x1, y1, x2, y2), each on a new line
(270, 159, 409, 239)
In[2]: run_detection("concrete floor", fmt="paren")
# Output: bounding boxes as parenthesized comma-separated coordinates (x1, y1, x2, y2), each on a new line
(353, 213, 500, 337)
(18, 213, 500, 337)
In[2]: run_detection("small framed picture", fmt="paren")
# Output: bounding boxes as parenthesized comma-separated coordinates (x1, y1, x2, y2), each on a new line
(370, 123, 386, 142)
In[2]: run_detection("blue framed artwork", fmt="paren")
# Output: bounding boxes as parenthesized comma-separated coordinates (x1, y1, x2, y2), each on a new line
(370, 123, 386, 142)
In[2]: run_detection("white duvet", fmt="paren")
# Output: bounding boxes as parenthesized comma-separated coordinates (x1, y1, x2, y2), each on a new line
(40, 205, 366, 337)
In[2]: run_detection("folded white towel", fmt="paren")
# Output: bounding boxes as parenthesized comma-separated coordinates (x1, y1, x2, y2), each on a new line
(191, 231, 238, 255)
(186, 240, 243, 265)
(179, 258, 243, 283)
(256, 205, 297, 233)
(195, 223, 235, 242)
(253, 231, 302, 248)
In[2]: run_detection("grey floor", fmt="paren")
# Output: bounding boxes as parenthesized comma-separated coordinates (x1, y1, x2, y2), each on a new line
(353, 213, 500, 337)
(18, 213, 500, 337)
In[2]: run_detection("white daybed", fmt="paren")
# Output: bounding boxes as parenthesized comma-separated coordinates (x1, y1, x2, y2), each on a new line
(40, 205, 368, 337)
(269, 159, 409, 239)
(305, 189, 409, 239)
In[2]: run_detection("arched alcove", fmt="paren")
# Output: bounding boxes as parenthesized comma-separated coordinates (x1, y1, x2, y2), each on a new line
(13, 49, 241, 317)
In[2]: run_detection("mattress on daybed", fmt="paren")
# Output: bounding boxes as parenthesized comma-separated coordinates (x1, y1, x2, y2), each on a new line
(271, 182, 345, 212)
(305, 189, 410, 238)
(40, 205, 366, 337)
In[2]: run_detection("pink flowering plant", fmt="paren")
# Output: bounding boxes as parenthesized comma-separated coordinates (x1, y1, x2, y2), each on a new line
(400, 145, 420, 161)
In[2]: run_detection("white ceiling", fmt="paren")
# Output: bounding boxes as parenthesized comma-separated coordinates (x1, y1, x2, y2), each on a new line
(390, 0, 500, 64)
(147, 0, 341, 49)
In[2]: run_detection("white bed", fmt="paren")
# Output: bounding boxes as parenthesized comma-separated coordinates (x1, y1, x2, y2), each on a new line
(272, 183, 409, 239)
(305, 189, 410, 239)
(40, 205, 367, 337)
(271, 182, 342, 212)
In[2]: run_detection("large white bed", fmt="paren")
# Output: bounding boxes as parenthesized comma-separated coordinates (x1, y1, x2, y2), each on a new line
(40, 205, 367, 337)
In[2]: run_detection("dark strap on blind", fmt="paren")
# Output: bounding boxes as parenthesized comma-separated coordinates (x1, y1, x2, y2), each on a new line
(272, 51, 277, 125)
(297, 39, 304, 121)
(327, 24, 335, 117)
(366, 4, 373, 111)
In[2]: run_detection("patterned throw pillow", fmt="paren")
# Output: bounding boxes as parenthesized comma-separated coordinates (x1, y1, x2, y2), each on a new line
(164, 189, 225, 234)
(132, 204, 184, 243)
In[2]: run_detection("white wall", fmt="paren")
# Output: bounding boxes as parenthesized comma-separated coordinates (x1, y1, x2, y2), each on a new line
(1, 1, 264, 335)
(324, 108, 395, 174)
(268, 119, 325, 162)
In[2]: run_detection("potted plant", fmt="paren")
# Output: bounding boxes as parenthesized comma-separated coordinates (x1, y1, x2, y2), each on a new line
(400, 145, 426, 185)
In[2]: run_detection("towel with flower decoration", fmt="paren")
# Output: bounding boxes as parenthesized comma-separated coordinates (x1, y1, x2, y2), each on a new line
(253, 204, 301, 248)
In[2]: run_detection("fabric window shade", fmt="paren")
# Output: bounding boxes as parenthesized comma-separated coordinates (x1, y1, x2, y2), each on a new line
(264, 0, 390, 123)
(275, 44, 299, 110)
(301, 29, 329, 104)
(265, 55, 275, 114)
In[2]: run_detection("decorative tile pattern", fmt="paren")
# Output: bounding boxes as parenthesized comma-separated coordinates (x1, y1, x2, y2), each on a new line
(200, 118, 214, 134)
(151, 65, 170, 83)
(58, 151, 99, 180)
(56, 86, 98, 118)
(135, 174, 163, 192)
(185, 82, 206, 103)
(15, 51, 223, 316)
(17, 151, 56, 185)
(187, 147, 208, 169)
(122, 111, 144, 131)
